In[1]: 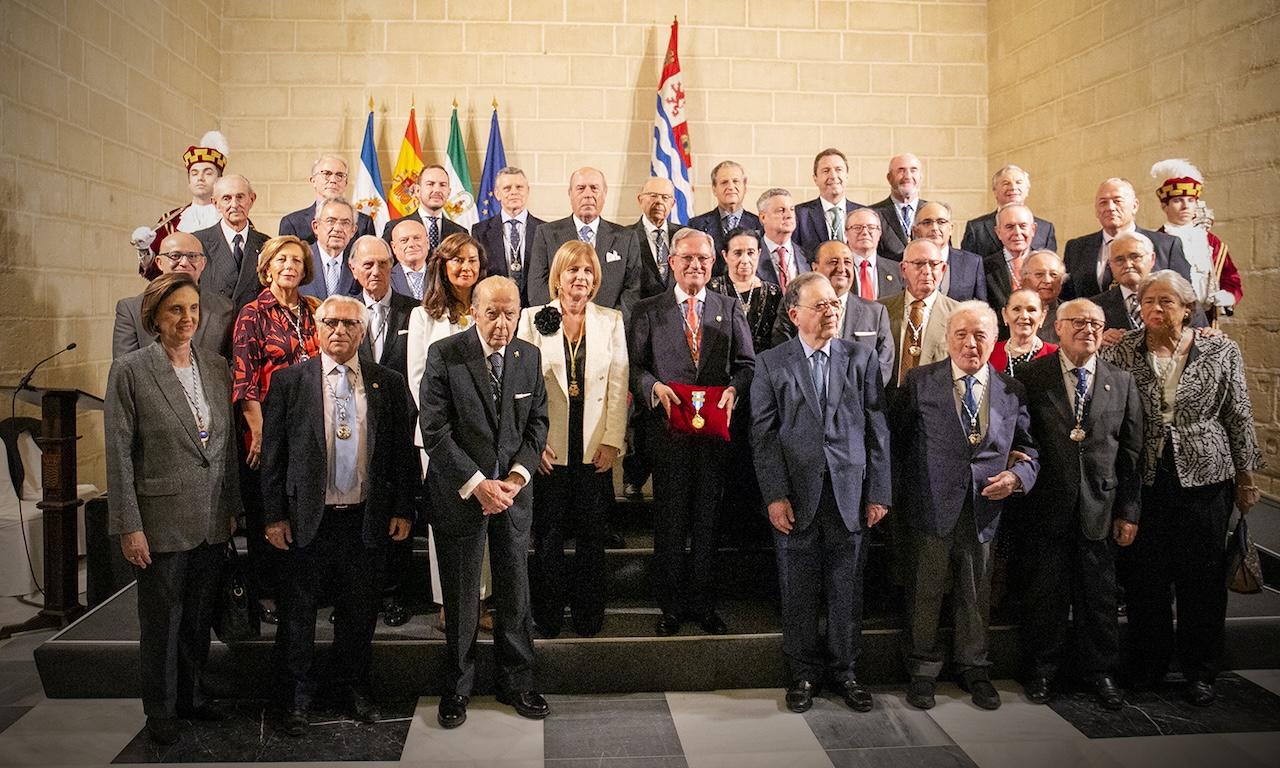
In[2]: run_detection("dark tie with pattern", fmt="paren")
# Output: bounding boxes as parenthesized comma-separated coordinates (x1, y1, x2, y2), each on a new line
(428, 216, 440, 251)
(487, 351, 503, 403)
(232, 233, 244, 269)
(1125, 294, 1143, 328)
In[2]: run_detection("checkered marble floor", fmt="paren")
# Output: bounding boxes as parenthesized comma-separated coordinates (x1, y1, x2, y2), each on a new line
(2, 595, 1280, 767)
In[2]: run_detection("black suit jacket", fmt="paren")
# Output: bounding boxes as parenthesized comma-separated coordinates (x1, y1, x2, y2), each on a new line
(1093, 285, 1208, 330)
(471, 213, 545, 306)
(1015, 354, 1142, 539)
(868, 196, 926, 261)
(943, 247, 988, 303)
(528, 216, 643, 322)
(793, 198, 866, 255)
(1062, 227, 1190, 299)
(419, 328, 548, 537)
(983, 250, 1017, 327)
(260, 357, 416, 550)
(687, 208, 763, 273)
(194, 224, 270, 309)
(358, 291, 418, 382)
(633, 219, 682, 299)
(278, 201, 376, 252)
(960, 211, 1057, 257)
(628, 288, 756, 417)
(381, 210, 467, 249)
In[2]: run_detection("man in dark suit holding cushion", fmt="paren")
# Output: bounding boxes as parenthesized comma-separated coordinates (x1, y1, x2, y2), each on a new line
(628, 228, 755, 637)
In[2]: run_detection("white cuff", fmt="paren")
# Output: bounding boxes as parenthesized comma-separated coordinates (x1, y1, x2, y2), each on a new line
(509, 463, 531, 486)
(459, 471, 485, 500)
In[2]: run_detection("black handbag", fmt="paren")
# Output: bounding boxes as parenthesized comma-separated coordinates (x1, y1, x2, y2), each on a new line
(212, 541, 260, 642)
(1226, 516, 1263, 595)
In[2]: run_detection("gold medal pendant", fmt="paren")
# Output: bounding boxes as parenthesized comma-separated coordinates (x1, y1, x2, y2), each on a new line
(908, 344, 922, 357)
(691, 414, 705, 429)
(568, 382, 580, 397)
(337, 424, 352, 440)
(691, 389, 707, 430)
(968, 432, 980, 446)
(1070, 427, 1087, 442)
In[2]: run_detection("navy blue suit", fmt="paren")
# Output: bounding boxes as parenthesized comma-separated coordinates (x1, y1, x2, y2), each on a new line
(471, 212, 545, 307)
(961, 211, 1057, 258)
(757, 240, 809, 287)
(381, 210, 466, 248)
(868, 197, 925, 261)
(299, 243, 359, 301)
(943, 247, 988, 303)
(793, 198, 866, 255)
(752, 336, 891, 683)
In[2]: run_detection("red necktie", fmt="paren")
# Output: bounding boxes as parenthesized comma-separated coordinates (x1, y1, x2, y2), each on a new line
(684, 298, 700, 365)
(859, 259, 875, 300)
(775, 246, 789, 291)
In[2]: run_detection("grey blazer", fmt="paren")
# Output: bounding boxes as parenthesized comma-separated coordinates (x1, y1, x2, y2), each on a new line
(105, 344, 240, 552)
(112, 287, 235, 361)
(1098, 330, 1263, 487)
(528, 216, 644, 323)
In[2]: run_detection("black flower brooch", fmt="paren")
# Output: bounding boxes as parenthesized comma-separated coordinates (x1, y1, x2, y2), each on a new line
(533, 305, 561, 336)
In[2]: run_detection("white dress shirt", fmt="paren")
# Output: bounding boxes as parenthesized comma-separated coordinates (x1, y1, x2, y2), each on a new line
(363, 290, 392, 362)
(950, 361, 990, 440)
(762, 236, 799, 283)
(1058, 351, 1097, 424)
(220, 219, 250, 254)
(572, 215, 600, 243)
(502, 209, 529, 266)
(321, 353, 367, 505)
(897, 290, 940, 353)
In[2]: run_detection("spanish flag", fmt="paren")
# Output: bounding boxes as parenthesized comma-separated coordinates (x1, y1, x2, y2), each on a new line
(387, 107, 424, 218)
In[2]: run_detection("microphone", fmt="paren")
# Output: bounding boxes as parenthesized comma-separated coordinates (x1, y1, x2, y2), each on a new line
(16, 343, 77, 392)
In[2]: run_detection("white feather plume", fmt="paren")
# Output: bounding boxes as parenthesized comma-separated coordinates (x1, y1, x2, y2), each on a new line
(1150, 158, 1202, 181)
(198, 130, 230, 157)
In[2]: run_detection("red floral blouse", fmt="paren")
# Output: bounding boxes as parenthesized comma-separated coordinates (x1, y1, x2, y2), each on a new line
(231, 288, 320, 404)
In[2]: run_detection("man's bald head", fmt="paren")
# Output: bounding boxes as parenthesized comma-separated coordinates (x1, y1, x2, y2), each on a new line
(391, 218, 428, 270)
(638, 177, 675, 227)
(471, 276, 521, 350)
(156, 231, 206, 280)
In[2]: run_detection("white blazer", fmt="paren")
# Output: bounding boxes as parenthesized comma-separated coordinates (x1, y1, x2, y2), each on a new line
(516, 300, 628, 466)
(407, 305, 470, 449)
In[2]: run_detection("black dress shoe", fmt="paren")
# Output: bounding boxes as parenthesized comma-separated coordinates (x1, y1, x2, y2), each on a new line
(694, 611, 728, 635)
(655, 613, 682, 636)
(1092, 675, 1124, 711)
(382, 599, 410, 627)
(785, 680, 816, 713)
(1023, 677, 1052, 705)
(283, 708, 308, 737)
(147, 716, 181, 745)
(497, 690, 550, 719)
(535, 620, 562, 639)
(572, 616, 603, 637)
(623, 483, 645, 500)
(836, 679, 873, 712)
(604, 531, 628, 549)
(437, 694, 468, 728)
(177, 701, 229, 721)
(959, 674, 1001, 710)
(1186, 680, 1216, 707)
(906, 677, 936, 709)
(343, 690, 382, 723)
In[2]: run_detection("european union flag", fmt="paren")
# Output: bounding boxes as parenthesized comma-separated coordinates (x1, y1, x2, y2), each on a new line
(476, 107, 508, 222)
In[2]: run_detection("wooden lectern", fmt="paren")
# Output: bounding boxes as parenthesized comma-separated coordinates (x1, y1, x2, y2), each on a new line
(0, 385, 103, 638)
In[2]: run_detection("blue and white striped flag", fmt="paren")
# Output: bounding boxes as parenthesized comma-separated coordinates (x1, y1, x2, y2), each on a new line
(652, 18, 694, 224)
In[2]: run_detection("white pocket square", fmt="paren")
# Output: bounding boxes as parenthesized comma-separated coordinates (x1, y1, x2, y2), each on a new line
(397, 329, 409, 335)
(606, 250, 621, 262)
(853, 330, 874, 337)
(514, 392, 532, 400)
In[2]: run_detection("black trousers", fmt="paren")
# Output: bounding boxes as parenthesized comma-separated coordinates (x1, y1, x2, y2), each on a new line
(1121, 448, 1233, 684)
(773, 476, 867, 683)
(134, 540, 223, 718)
(531, 462, 612, 634)
(276, 507, 382, 709)
(436, 506, 536, 696)
(649, 420, 728, 617)
(622, 401, 651, 487)
(1019, 524, 1120, 681)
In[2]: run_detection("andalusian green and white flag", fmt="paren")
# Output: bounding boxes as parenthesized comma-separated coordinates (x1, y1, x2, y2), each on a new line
(443, 103, 478, 229)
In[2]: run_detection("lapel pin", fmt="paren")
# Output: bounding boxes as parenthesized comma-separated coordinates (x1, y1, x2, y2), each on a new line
(372, 382, 380, 389)
(887, 275, 894, 281)
(1104, 383, 1111, 391)
(715, 315, 722, 322)
(514, 349, 521, 358)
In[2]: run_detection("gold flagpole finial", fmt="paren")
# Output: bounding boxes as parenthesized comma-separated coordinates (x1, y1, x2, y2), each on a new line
(452, 97, 459, 109)
(492, 96, 498, 109)
(368, 96, 374, 111)
(410, 94, 415, 108)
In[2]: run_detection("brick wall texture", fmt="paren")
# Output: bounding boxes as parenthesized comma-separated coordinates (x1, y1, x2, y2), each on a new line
(0, 0, 1277, 489)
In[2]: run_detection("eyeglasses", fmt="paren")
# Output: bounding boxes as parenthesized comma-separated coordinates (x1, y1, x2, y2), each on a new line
(799, 300, 841, 314)
(318, 318, 364, 330)
(316, 170, 348, 181)
(1109, 252, 1148, 264)
(642, 192, 674, 202)
(1059, 317, 1104, 331)
(674, 255, 714, 265)
(846, 224, 881, 234)
(158, 251, 205, 264)
(915, 217, 950, 228)
(902, 260, 946, 270)
(319, 217, 354, 229)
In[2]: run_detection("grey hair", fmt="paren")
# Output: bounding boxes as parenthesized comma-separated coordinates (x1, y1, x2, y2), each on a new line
(1020, 249, 1065, 279)
(784, 271, 830, 311)
(917, 199, 953, 218)
(315, 294, 369, 328)
(670, 227, 714, 253)
(756, 187, 792, 212)
(496, 165, 526, 178)
(991, 164, 1029, 189)
(214, 173, 254, 195)
(948, 299, 998, 334)
(315, 195, 355, 220)
(348, 234, 392, 262)
(996, 201, 1032, 217)
(1057, 297, 1103, 319)
(1111, 230, 1154, 256)
(710, 160, 745, 185)
(1137, 270, 1198, 326)
(310, 154, 349, 175)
